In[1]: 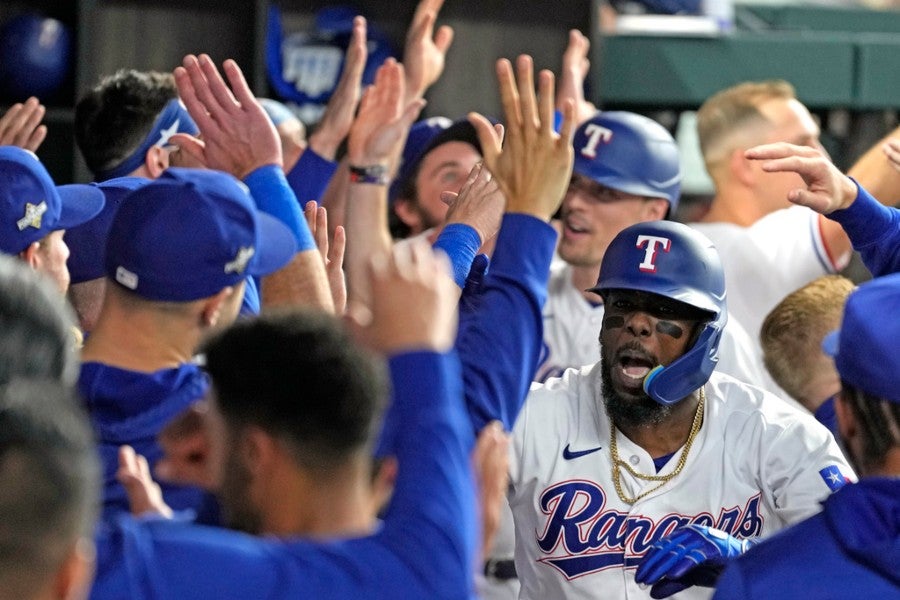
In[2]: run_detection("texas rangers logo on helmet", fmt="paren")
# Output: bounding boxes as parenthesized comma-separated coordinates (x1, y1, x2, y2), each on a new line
(636, 234, 671, 273)
(579, 123, 613, 159)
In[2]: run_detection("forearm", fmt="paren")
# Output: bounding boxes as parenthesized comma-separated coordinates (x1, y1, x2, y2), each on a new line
(344, 179, 394, 306)
(382, 350, 476, 585)
(285, 147, 338, 207)
(260, 249, 334, 312)
(457, 214, 557, 431)
(243, 164, 314, 250)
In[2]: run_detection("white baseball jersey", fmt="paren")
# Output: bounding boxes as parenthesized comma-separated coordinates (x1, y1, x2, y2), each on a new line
(536, 262, 773, 395)
(690, 205, 837, 348)
(509, 365, 854, 600)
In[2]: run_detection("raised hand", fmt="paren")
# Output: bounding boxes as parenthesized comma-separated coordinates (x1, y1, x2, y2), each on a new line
(117, 445, 174, 518)
(154, 402, 217, 492)
(557, 29, 598, 125)
(403, 0, 454, 103)
(469, 55, 576, 221)
(635, 524, 752, 598)
(304, 201, 347, 314)
(171, 54, 281, 178)
(745, 142, 859, 214)
(347, 59, 426, 169)
(346, 240, 457, 354)
(308, 16, 368, 160)
(442, 162, 506, 246)
(0, 96, 47, 152)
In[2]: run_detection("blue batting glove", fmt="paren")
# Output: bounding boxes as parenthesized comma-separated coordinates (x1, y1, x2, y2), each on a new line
(634, 524, 753, 598)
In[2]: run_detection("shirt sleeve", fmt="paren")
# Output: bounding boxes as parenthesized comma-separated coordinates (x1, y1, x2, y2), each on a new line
(456, 213, 558, 432)
(827, 180, 900, 277)
(285, 148, 338, 207)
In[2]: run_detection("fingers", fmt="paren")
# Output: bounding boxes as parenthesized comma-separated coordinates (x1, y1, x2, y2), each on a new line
(515, 55, 539, 131)
(167, 133, 207, 165)
(197, 54, 241, 116)
(434, 24, 454, 53)
(0, 97, 47, 151)
(557, 98, 577, 146)
(744, 142, 822, 162)
(174, 62, 216, 134)
(468, 112, 502, 171)
(223, 58, 256, 110)
(537, 69, 556, 137)
(440, 190, 458, 206)
(494, 58, 521, 131)
(330, 225, 347, 271)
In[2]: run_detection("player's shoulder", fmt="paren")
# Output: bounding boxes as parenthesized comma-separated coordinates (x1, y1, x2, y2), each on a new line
(706, 371, 820, 431)
(527, 363, 598, 414)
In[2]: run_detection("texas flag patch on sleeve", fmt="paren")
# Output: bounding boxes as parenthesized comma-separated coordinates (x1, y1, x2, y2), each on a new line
(819, 465, 851, 492)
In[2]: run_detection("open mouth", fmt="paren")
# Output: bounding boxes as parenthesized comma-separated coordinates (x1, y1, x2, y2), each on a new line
(617, 350, 657, 383)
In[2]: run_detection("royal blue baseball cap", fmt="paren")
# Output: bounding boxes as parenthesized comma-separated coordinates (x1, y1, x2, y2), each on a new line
(104, 167, 297, 302)
(389, 116, 453, 203)
(822, 272, 900, 404)
(0, 146, 105, 255)
(66, 177, 150, 284)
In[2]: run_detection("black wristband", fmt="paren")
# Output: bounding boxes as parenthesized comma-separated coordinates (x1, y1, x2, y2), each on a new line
(348, 164, 389, 185)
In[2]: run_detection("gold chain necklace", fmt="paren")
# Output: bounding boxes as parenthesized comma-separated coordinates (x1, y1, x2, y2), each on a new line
(609, 388, 705, 505)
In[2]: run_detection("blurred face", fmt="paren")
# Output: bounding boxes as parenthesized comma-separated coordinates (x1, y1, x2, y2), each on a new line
(404, 141, 481, 234)
(205, 391, 263, 534)
(599, 290, 707, 426)
(755, 98, 824, 213)
(35, 230, 71, 294)
(558, 174, 668, 268)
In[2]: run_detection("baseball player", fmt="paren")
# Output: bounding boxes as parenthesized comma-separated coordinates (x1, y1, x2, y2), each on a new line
(504, 220, 853, 600)
(712, 273, 900, 599)
(89, 243, 479, 600)
(537, 112, 767, 395)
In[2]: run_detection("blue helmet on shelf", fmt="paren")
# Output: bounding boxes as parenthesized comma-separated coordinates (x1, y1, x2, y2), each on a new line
(0, 13, 73, 101)
(589, 220, 726, 405)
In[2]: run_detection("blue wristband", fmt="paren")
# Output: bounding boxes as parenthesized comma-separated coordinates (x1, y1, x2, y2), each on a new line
(434, 223, 482, 288)
(244, 164, 315, 251)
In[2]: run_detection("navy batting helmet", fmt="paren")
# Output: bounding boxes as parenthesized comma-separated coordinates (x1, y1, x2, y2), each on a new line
(588, 220, 726, 405)
(572, 111, 681, 215)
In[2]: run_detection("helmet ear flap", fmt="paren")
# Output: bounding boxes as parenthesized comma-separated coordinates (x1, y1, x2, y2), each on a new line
(643, 316, 726, 405)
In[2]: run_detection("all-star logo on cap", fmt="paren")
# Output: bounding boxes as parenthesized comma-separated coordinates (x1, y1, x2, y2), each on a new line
(224, 246, 255, 275)
(17, 201, 48, 231)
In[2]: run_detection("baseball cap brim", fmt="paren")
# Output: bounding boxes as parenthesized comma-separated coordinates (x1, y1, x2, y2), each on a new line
(55, 184, 106, 230)
(245, 211, 298, 277)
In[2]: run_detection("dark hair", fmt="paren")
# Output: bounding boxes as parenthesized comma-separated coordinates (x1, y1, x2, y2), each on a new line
(0, 255, 77, 385)
(75, 69, 177, 175)
(842, 381, 900, 472)
(202, 310, 387, 472)
(0, 379, 100, 597)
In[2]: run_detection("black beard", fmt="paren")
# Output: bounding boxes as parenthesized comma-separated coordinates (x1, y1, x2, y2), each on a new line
(220, 442, 263, 535)
(600, 348, 674, 428)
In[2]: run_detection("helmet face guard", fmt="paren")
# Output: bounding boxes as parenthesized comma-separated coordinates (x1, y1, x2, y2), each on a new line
(589, 221, 726, 405)
(572, 111, 682, 215)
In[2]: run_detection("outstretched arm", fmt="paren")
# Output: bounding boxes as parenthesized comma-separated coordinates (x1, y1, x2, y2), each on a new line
(172, 54, 332, 311)
(343, 60, 425, 307)
(746, 142, 900, 277)
(458, 55, 576, 431)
